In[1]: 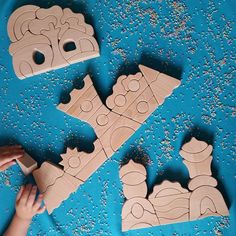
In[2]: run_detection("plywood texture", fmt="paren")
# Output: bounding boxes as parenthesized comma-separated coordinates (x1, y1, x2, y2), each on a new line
(120, 137, 229, 231)
(7, 5, 99, 79)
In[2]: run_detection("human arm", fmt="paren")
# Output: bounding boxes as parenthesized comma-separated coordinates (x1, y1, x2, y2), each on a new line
(4, 184, 46, 236)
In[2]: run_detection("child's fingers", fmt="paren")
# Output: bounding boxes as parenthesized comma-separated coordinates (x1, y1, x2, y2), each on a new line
(37, 206, 46, 214)
(0, 161, 16, 172)
(0, 145, 22, 152)
(16, 185, 25, 202)
(20, 184, 33, 205)
(26, 185, 37, 207)
(33, 194, 44, 211)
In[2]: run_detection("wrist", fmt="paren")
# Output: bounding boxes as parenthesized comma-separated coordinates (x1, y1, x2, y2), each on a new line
(14, 213, 32, 224)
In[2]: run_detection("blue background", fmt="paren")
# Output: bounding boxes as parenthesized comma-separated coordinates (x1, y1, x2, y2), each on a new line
(0, 0, 235, 235)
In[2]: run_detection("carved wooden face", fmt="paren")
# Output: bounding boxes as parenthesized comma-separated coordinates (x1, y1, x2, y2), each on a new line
(8, 5, 99, 79)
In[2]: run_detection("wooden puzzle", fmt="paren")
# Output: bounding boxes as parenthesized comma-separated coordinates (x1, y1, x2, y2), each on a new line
(120, 137, 229, 231)
(7, 5, 99, 79)
(31, 65, 181, 214)
(16, 152, 37, 175)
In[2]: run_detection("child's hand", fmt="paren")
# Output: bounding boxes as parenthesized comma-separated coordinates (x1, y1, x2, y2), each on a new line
(0, 145, 24, 171)
(15, 184, 46, 221)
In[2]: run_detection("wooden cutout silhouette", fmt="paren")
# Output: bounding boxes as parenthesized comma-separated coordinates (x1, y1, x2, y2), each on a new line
(7, 5, 99, 79)
(16, 152, 37, 175)
(120, 138, 229, 231)
(34, 64, 181, 214)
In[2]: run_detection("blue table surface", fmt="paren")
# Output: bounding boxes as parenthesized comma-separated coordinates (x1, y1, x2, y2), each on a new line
(0, 0, 235, 235)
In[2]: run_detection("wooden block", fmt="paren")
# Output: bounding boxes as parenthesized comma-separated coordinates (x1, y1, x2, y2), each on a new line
(122, 197, 159, 231)
(43, 173, 83, 214)
(188, 175, 217, 190)
(29, 15, 57, 35)
(16, 152, 37, 175)
(99, 116, 140, 157)
(181, 137, 208, 154)
(122, 197, 156, 219)
(14, 11, 38, 41)
(121, 172, 146, 186)
(149, 192, 191, 207)
(61, 8, 94, 35)
(7, 5, 39, 42)
(123, 182, 147, 199)
(155, 207, 189, 219)
(200, 196, 217, 214)
(120, 160, 146, 179)
(180, 145, 213, 163)
(57, 75, 92, 113)
(139, 64, 160, 84)
(158, 213, 189, 225)
(149, 73, 181, 105)
(11, 42, 54, 79)
(33, 161, 64, 193)
(106, 73, 148, 115)
(189, 186, 229, 220)
(152, 198, 189, 212)
(88, 106, 120, 138)
(183, 156, 213, 179)
(7, 5, 100, 79)
(60, 139, 103, 177)
(149, 180, 189, 199)
(75, 149, 107, 181)
(122, 86, 159, 123)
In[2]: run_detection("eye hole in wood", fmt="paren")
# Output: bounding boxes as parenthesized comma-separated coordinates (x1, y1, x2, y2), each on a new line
(33, 51, 45, 65)
(63, 41, 76, 52)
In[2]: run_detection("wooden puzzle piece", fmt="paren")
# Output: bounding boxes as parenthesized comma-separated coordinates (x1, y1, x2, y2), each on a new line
(88, 107, 120, 138)
(123, 182, 148, 199)
(99, 115, 140, 157)
(57, 75, 92, 113)
(179, 145, 213, 163)
(8, 5, 100, 79)
(148, 73, 181, 105)
(183, 156, 213, 179)
(188, 175, 217, 190)
(149, 192, 191, 207)
(189, 186, 229, 220)
(155, 207, 189, 219)
(181, 137, 208, 154)
(60, 139, 107, 182)
(75, 148, 107, 181)
(43, 172, 83, 214)
(149, 180, 189, 199)
(122, 86, 159, 123)
(33, 161, 64, 193)
(106, 73, 149, 115)
(120, 160, 146, 178)
(139, 64, 181, 105)
(16, 152, 37, 175)
(138, 64, 160, 84)
(61, 8, 94, 35)
(7, 5, 39, 42)
(122, 197, 159, 231)
(158, 213, 189, 225)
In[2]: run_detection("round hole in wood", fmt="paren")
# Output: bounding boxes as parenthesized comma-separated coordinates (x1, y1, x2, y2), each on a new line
(128, 80, 140, 91)
(33, 50, 45, 65)
(96, 114, 108, 126)
(137, 101, 149, 114)
(63, 41, 76, 52)
(81, 100, 93, 112)
(115, 95, 126, 107)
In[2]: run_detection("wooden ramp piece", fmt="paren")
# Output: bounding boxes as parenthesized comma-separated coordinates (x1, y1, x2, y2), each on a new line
(16, 152, 38, 175)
